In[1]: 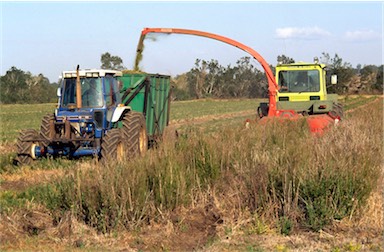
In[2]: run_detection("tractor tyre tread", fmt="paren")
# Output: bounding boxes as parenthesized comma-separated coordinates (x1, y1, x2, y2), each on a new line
(100, 128, 122, 164)
(16, 129, 38, 166)
(40, 113, 55, 147)
(121, 112, 148, 157)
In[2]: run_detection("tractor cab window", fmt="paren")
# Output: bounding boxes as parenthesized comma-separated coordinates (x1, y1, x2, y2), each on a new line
(61, 77, 103, 107)
(104, 76, 121, 107)
(62, 79, 76, 106)
(278, 70, 320, 93)
(82, 78, 103, 107)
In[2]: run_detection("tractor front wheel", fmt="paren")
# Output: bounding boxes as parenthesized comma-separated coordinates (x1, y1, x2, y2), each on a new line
(100, 128, 126, 163)
(15, 129, 39, 166)
(100, 112, 148, 164)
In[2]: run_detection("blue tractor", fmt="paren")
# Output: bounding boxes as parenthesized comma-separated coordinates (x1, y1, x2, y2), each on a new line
(15, 66, 171, 165)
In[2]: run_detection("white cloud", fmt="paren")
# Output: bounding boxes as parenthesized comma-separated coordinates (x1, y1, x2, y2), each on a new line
(275, 26, 331, 40)
(344, 29, 380, 42)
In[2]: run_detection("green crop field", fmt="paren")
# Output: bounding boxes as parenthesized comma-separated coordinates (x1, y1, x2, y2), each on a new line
(0, 99, 264, 143)
(0, 95, 382, 252)
(0, 96, 374, 143)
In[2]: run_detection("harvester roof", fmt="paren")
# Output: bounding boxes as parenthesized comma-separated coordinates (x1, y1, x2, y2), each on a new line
(276, 62, 326, 69)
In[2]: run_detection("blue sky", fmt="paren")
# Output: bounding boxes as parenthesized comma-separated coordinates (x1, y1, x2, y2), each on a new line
(1, 1, 383, 82)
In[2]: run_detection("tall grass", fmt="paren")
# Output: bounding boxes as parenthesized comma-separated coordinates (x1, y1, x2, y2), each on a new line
(41, 99, 382, 233)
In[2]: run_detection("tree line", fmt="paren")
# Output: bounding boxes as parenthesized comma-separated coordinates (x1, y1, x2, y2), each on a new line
(0, 67, 59, 104)
(171, 53, 383, 100)
(1, 52, 382, 104)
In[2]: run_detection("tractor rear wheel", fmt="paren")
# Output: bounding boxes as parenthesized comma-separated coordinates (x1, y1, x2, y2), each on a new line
(100, 128, 126, 163)
(121, 112, 148, 157)
(40, 113, 55, 147)
(15, 129, 39, 166)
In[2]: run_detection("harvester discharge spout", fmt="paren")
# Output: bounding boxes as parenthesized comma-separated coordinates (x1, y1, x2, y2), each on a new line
(138, 27, 279, 116)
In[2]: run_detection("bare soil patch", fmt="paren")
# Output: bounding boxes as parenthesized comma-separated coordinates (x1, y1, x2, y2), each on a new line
(1, 169, 65, 192)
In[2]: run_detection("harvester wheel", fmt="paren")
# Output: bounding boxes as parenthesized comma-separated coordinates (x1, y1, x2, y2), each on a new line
(329, 102, 344, 120)
(40, 113, 55, 147)
(100, 128, 126, 163)
(15, 129, 39, 166)
(121, 112, 148, 157)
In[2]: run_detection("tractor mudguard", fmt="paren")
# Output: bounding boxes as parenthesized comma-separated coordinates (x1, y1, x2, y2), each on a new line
(111, 106, 131, 122)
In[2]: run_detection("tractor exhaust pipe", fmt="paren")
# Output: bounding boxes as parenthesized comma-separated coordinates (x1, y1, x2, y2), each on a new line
(76, 65, 82, 109)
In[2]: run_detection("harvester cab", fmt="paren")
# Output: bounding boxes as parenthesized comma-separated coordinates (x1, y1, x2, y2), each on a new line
(273, 59, 340, 117)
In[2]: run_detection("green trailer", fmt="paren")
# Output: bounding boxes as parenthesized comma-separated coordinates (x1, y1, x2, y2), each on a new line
(118, 72, 171, 144)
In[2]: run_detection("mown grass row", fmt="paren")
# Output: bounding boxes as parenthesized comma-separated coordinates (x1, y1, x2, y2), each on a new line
(10, 98, 381, 234)
(342, 95, 378, 111)
(170, 98, 263, 120)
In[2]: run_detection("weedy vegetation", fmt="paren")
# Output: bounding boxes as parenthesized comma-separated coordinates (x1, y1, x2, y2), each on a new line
(0, 96, 382, 251)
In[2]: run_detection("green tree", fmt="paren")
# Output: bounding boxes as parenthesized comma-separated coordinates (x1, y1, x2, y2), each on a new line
(186, 59, 208, 99)
(101, 52, 124, 70)
(0, 67, 58, 104)
(360, 65, 378, 77)
(373, 65, 383, 93)
(28, 74, 57, 103)
(321, 52, 354, 94)
(0, 67, 30, 103)
(277, 55, 295, 64)
(355, 63, 362, 74)
(185, 57, 268, 99)
(229, 57, 260, 97)
(172, 74, 191, 101)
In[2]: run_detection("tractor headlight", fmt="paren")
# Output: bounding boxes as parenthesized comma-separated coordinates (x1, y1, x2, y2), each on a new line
(86, 123, 94, 133)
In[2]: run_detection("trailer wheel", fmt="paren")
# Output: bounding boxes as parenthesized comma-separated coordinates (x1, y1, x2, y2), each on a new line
(40, 113, 55, 147)
(15, 129, 39, 166)
(121, 112, 148, 157)
(100, 128, 126, 163)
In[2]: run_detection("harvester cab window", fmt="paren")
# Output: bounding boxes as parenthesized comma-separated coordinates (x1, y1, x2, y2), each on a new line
(278, 72, 288, 92)
(82, 78, 103, 107)
(278, 70, 320, 93)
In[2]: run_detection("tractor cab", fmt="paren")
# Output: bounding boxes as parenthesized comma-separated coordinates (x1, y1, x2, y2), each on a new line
(275, 58, 338, 115)
(56, 69, 123, 140)
(59, 69, 122, 109)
